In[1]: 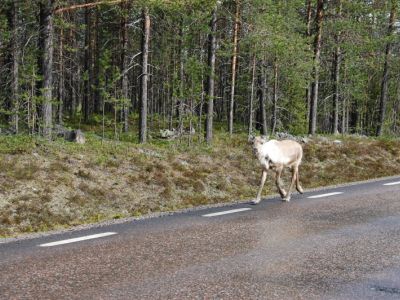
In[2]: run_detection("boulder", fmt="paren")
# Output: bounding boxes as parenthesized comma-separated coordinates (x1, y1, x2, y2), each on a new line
(65, 129, 86, 144)
(333, 139, 343, 145)
(160, 127, 196, 139)
(55, 125, 86, 144)
(299, 137, 310, 144)
(275, 132, 309, 144)
(160, 129, 177, 139)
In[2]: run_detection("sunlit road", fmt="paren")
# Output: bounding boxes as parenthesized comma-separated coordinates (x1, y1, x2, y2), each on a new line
(1, 177, 400, 299)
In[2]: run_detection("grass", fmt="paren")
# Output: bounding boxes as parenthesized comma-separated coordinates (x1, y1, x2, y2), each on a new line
(0, 133, 400, 237)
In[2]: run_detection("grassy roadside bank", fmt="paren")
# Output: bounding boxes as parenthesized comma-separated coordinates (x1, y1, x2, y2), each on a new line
(1, 133, 399, 237)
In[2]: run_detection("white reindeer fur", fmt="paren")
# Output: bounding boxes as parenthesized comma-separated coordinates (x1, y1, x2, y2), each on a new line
(251, 136, 303, 204)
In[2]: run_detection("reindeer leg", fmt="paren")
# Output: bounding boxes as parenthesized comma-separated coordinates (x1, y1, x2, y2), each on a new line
(253, 170, 267, 205)
(295, 167, 304, 194)
(284, 167, 297, 202)
(275, 166, 287, 199)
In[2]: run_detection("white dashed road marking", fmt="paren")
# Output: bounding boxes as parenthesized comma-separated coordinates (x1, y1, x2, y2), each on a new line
(307, 192, 343, 199)
(39, 232, 117, 247)
(383, 181, 400, 186)
(202, 208, 252, 217)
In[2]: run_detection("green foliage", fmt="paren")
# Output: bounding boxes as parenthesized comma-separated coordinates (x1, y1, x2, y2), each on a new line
(0, 135, 36, 154)
(0, 0, 399, 140)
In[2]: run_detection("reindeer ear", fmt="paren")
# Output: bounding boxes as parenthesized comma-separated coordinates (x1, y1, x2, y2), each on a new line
(261, 135, 268, 143)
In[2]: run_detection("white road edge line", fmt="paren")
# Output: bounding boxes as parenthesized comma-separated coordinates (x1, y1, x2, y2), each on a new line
(39, 232, 117, 247)
(307, 192, 343, 199)
(383, 181, 400, 186)
(202, 208, 252, 217)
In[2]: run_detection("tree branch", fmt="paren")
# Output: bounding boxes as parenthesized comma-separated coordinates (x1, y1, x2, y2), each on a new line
(55, 0, 124, 14)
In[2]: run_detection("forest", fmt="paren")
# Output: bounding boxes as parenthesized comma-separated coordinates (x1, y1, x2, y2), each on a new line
(0, 0, 399, 144)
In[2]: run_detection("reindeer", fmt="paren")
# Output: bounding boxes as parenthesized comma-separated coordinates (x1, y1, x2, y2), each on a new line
(250, 136, 304, 204)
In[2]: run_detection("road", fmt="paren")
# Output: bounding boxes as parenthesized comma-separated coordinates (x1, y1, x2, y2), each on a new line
(1, 177, 400, 299)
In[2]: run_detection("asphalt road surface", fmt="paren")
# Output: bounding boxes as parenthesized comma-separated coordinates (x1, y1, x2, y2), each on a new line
(1, 177, 400, 299)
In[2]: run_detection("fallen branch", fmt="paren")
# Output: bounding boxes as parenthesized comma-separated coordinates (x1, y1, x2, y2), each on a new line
(55, 0, 124, 14)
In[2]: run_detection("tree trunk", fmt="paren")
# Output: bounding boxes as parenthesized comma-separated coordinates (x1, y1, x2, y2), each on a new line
(228, 0, 240, 136)
(308, 0, 324, 135)
(272, 61, 278, 134)
(305, 0, 312, 125)
(28, 68, 36, 134)
(93, 11, 101, 114)
(332, 0, 342, 134)
(69, 18, 77, 116)
(121, 1, 129, 132)
(259, 63, 268, 136)
(198, 38, 205, 142)
(11, 1, 20, 133)
(248, 53, 256, 138)
(83, 5, 91, 122)
(39, 0, 54, 139)
(139, 7, 150, 143)
(332, 49, 341, 134)
(376, 0, 397, 136)
(178, 20, 185, 136)
(341, 60, 347, 134)
(342, 96, 346, 134)
(58, 24, 64, 125)
(205, 7, 217, 144)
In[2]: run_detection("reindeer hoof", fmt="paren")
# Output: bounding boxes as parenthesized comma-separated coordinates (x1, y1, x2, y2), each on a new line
(251, 199, 261, 205)
(297, 187, 304, 194)
(282, 197, 291, 202)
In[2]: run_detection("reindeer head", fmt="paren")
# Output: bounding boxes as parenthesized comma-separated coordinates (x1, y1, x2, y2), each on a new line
(253, 136, 268, 145)
(250, 135, 268, 156)
(248, 135, 268, 144)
